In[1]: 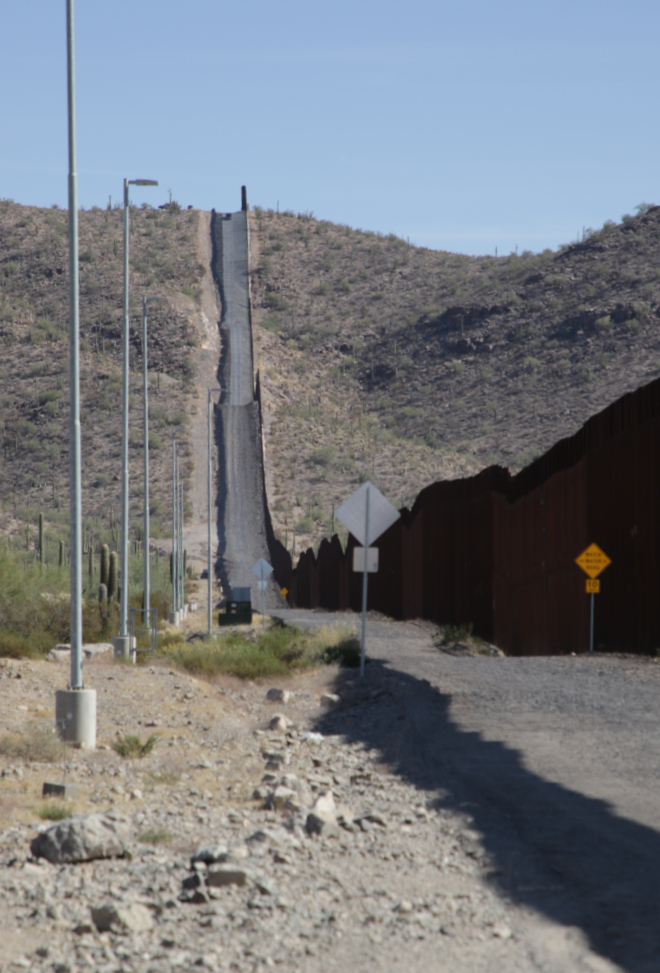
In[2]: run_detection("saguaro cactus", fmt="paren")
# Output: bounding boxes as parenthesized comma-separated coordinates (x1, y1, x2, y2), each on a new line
(108, 551, 118, 602)
(100, 544, 110, 587)
(59, 540, 64, 568)
(88, 542, 94, 580)
(98, 583, 108, 634)
(39, 512, 44, 568)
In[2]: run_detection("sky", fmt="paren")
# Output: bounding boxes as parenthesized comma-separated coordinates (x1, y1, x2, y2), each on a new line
(1, 0, 660, 255)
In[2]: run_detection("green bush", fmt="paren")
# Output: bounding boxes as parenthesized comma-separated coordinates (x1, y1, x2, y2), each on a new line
(37, 802, 72, 821)
(159, 623, 358, 680)
(112, 733, 158, 758)
(310, 445, 337, 466)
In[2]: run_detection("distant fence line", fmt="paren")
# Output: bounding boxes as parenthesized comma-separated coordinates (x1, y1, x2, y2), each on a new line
(265, 374, 660, 656)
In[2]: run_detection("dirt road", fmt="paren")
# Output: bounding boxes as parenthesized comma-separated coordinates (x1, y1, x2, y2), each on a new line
(276, 608, 660, 973)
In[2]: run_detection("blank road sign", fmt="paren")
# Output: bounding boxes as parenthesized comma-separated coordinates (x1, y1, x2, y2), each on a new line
(251, 558, 274, 581)
(352, 547, 379, 573)
(576, 543, 611, 579)
(335, 481, 400, 546)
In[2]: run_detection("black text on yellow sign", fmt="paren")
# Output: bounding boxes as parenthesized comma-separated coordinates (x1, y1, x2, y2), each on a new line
(585, 578, 600, 594)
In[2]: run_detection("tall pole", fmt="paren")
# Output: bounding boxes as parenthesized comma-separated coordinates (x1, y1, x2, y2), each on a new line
(55, 0, 96, 749)
(142, 298, 149, 626)
(66, 0, 82, 690)
(172, 433, 177, 615)
(590, 592, 595, 654)
(142, 297, 166, 631)
(119, 178, 157, 650)
(120, 178, 130, 639)
(207, 387, 222, 636)
(360, 485, 371, 681)
(179, 455, 184, 612)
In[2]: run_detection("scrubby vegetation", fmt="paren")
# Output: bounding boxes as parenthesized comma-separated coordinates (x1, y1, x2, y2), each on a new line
(251, 204, 660, 553)
(0, 721, 63, 762)
(0, 198, 202, 558)
(112, 733, 158, 758)
(159, 623, 359, 680)
(0, 538, 174, 658)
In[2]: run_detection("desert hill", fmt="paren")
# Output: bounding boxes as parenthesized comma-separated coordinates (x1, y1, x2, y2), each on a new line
(2, 197, 660, 560)
(249, 204, 660, 552)
(0, 199, 205, 560)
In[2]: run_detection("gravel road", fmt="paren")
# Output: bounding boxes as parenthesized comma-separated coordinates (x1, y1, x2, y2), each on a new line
(276, 608, 660, 973)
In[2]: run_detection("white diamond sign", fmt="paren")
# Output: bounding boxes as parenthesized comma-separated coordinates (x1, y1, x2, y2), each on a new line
(335, 482, 400, 546)
(336, 482, 400, 681)
(251, 558, 273, 581)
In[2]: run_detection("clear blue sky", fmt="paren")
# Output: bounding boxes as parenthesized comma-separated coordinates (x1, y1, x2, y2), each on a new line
(2, 0, 659, 255)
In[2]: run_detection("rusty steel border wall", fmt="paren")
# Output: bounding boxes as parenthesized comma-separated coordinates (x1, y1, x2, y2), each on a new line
(267, 375, 660, 656)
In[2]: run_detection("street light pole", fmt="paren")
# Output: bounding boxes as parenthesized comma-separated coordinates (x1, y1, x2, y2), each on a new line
(114, 177, 158, 662)
(207, 387, 222, 636)
(171, 432, 178, 621)
(142, 296, 166, 632)
(179, 454, 184, 614)
(55, 0, 96, 747)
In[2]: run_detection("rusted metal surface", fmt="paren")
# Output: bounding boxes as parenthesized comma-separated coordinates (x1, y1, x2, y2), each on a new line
(272, 376, 660, 656)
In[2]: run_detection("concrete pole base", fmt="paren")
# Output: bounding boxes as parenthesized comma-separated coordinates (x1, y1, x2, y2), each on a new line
(111, 635, 135, 660)
(55, 688, 97, 749)
(168, 611, 180, 625)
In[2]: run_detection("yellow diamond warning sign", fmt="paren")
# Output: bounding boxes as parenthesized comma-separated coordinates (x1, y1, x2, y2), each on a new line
(576, 543, 611, 579)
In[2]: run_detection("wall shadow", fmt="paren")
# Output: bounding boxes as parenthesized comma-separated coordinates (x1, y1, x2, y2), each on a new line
(317, 660, 660, 973)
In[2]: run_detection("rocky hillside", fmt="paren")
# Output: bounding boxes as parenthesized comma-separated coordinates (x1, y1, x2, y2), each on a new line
(249, 204, 660, 552)
(0, 199, 206, 559)
(3, 197, 660, 562)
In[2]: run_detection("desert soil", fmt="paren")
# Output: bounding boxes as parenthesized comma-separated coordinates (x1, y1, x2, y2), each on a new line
(2, 612, 659, 973)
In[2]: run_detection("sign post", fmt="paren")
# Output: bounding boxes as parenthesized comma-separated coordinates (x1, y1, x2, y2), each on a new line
(575, 543, 611, 654)
(336, 481, 400, 679)
(251, 558, 273, 630)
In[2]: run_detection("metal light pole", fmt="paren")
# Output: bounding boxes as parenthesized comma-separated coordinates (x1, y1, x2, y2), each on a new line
(114, 177, 158, 661)
(207, 387, 222, 636)
(170, 433, 178, 621)
(55, 0, 96, 747)
(142, 296, 166, 630)
(179, 455, 184, 613)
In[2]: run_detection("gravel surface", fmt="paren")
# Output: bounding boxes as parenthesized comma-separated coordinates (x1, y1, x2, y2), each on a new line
(2, 615, 659, 971)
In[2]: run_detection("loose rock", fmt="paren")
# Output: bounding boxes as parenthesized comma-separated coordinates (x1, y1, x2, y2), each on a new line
(30, 813, 128, 864)
(91, 901, 153, 934)
(268, 714, 291, 732)
(266, 688, 290, 704)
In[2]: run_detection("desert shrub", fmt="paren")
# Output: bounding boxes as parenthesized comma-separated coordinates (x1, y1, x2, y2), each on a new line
(37, 802, 72, 821)
(443, 622, 474, 642)
(0, 722, 63, 763)
(112, 733, 158, 758)
(160, 623, 358, 680)
(0, 545, 71, 657)
(310, 445, 337, 466)
(139, 828, 172, 845)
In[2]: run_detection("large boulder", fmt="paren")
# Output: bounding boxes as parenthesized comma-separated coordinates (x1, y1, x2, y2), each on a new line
(31, 813, 129, 864)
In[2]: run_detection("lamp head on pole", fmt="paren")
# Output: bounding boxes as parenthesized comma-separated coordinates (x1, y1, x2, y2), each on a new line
(130, 179, 159, 186)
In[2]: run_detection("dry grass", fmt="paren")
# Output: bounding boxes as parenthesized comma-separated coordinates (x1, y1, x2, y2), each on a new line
(160, 622, 359, 680)
(36, 801, 72, 821)
(138, 828, 173, 845)
(112, 733, 159, 759)
(0, 722, 63, 763)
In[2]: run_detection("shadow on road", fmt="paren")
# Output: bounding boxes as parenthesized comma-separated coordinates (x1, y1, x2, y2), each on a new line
(317, 660, 660, 973)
